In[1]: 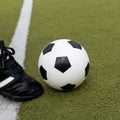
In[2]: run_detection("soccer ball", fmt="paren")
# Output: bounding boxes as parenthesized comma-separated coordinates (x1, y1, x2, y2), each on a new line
(38, 39, 90, 91)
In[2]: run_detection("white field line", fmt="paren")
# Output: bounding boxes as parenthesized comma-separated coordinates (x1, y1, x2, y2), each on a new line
(0, 0, 33, 120)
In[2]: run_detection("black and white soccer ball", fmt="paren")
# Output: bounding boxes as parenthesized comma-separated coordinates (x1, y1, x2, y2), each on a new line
(38, 39, 90, 91)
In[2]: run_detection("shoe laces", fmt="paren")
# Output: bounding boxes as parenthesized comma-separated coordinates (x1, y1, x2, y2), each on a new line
(0, 41, 25, 81)
(0, 46, 15, 69)
(5, 47, 15, 56)
(0, 47, 24, 75)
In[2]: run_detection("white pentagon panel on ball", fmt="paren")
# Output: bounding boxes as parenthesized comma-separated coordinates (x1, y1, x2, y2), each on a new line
(38, 39, 90, 91)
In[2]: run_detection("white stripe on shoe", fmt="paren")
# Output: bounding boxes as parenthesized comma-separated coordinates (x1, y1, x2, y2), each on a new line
(0, 0, 33, 120)
(0, 77, 14, 88)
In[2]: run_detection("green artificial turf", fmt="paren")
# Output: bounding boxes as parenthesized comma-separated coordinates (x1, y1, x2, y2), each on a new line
(18, 0, 120, 120)
(0, 0, 23, 45)
(1, 0, 120, 119)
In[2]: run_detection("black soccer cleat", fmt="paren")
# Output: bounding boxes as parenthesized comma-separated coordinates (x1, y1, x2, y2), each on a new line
(0, 40, 44, 101)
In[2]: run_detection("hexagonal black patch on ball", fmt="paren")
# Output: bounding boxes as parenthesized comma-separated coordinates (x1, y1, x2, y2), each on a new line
(39, 66, 47, 80)
(55, 56, 71, 73)
(61, 84, 76, 91)
(43, 43, 54, 55)
(85, 63, 90, 77)
(68, 41, 82, 49)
